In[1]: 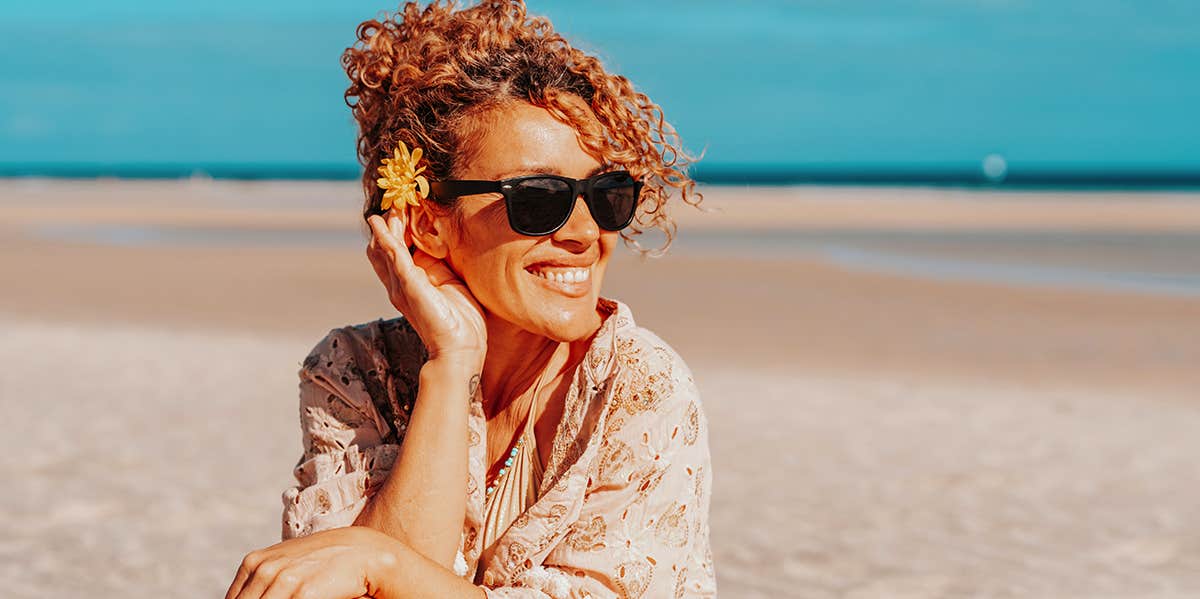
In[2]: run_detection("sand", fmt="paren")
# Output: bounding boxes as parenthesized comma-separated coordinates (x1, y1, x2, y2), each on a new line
(2, 179, 1199, 598)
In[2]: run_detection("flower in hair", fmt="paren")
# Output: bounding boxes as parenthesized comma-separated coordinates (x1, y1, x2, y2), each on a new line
(376, 140, 430, 211)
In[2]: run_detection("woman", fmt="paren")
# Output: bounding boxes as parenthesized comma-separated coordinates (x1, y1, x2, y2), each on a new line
(226, 1, 714, 597)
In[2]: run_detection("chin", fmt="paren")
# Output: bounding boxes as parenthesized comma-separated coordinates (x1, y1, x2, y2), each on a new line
(526, 296, 603, 342)
(542, 309, 604, 343)
(513, 262, 606, 341)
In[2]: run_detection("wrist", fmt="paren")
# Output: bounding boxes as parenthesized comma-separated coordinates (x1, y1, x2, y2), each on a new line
(424, 349, 485, 371)
(420, 354, 484, 406)
(365, 532, 411, 599)
(367, 533, 484, 599)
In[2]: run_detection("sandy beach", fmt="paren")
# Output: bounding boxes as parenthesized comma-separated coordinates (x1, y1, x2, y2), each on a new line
(3, 179, 1199, 598)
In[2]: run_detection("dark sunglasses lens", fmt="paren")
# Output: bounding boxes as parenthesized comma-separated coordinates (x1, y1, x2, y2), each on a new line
(508, 178, 573, 235)
(590, 172, 639, 230)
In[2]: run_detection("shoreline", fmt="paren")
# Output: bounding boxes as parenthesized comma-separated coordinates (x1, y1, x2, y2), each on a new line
(3, 180, 1198, 397)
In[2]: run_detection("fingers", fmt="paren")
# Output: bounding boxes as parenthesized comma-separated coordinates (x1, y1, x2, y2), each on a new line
(366, 214, 416, 278)
(368, 214, 446, 314)
(225, 550, 263, 599)
(371, 213, 462, 289)
(228, 559, 310, 599)
(232, 556, 369, 599)
(413, 249, 460, 287)
(367, 211, 479, 349)
(387, 207, 403, 239)
(366, 243, 395, 288)
(365, 236, 399, 301)
(259, 569, 305, 599)
(388, 205, 415, 249)
(270, 569, 351, 599)
(231, 555, 285, 599)
(411, 247, 440, 270)
(381, 206, 415, 253)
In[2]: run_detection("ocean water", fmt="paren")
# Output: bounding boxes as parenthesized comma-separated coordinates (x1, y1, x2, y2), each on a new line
(2, 0, 1199, 183)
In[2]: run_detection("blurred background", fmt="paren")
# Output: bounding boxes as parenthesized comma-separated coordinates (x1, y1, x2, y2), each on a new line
(2, 1, 1199, 598)
(4, 0, 1200, 182)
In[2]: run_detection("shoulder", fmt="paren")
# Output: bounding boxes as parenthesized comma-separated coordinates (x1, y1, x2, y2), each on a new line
(298, 316, 429, 440)
(301, 316, 428, 383)
(614, 325, 696, 387)
(604, 323, 704, 438)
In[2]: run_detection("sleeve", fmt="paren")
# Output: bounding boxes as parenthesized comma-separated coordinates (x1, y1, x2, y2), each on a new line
(280, 328, 402, 540)
(283, 328, 475, 576)
(280, 327, 473, 577)
(479, 338, 717, 598)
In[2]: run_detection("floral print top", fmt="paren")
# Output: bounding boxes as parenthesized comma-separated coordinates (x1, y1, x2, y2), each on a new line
(280, 297, 716, 598)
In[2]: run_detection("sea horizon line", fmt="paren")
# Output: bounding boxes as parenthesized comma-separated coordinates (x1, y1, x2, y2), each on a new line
(3, 162, 1200, 190)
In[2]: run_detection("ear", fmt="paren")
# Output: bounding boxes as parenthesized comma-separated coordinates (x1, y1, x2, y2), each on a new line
(405, 200, 452, 260)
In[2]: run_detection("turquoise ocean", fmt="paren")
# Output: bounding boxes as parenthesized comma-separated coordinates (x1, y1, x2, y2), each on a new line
(2, 0, 1199, 186)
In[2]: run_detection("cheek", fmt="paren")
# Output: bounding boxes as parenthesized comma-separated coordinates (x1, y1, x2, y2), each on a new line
(451, 225, 620, 339)
(594, 231, 619, 272)
(448, 228, 530, 307)
(452, 242, 511, 295)
(445, 204, 507, 271)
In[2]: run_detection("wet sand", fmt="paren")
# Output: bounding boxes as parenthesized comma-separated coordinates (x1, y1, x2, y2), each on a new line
(2, 179, 1199, 597)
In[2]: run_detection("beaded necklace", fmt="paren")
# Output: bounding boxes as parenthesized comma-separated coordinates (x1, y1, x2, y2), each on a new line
(485, 357, 551, 498)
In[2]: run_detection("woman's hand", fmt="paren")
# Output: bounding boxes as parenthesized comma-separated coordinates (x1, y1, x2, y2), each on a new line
(366, 209, 487, 364)
(225, 526, 403, 599)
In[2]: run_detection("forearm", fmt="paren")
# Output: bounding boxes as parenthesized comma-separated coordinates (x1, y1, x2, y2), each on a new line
(354, 354, 480, 568)
(373, 537, 487, 599)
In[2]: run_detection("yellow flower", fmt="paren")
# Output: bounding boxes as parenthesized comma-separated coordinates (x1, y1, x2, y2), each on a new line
(376, 141, 430, 211)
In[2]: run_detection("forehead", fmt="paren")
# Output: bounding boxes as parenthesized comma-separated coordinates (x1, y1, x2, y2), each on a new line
(460, 100, 603, 180)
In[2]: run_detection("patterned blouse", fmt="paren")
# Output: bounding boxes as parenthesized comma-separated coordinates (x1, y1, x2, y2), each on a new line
(280, 297, 716, 598)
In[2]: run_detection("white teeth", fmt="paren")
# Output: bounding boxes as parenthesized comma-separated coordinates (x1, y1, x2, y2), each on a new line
(530, 267, 590, 284)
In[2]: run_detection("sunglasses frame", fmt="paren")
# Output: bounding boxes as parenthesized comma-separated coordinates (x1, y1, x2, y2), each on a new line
(429, 170, 643, 236)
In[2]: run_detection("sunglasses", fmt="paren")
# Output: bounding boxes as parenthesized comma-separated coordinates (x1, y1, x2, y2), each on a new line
(429, 170, 642, 236)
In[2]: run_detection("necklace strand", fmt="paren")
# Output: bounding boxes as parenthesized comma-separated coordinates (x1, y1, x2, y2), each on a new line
(486, 438, 524, 497)
(485, 348, 555, 497)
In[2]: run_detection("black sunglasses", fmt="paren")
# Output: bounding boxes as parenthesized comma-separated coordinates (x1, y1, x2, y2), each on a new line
(429, 170, 642, 236)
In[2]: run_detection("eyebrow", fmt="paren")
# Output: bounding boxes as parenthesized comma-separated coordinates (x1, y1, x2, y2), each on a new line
(492, 163, 609, 180)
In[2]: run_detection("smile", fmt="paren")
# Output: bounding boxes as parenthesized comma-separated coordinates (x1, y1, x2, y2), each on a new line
(525, 265, 592, 297)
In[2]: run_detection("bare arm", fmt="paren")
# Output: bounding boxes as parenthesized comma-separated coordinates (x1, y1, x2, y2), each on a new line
(354, 207, 490, 570)
(228, 525, 489, 599)
(353, 353, 481, 570)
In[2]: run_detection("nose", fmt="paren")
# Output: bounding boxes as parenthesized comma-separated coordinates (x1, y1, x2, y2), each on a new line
(552, 195, 600, 247)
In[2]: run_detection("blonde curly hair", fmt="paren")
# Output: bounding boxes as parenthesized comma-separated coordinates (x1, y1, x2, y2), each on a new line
(342, 0, 701, 255)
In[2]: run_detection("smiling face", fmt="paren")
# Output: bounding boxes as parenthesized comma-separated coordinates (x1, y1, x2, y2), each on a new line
(434, 100, 619, 342)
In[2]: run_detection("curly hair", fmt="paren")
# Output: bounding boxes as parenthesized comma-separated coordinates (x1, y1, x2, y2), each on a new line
(342, 0, 701, 255)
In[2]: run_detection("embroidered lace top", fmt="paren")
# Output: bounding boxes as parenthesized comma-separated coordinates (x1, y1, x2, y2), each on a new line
(280, 296, 716, 597)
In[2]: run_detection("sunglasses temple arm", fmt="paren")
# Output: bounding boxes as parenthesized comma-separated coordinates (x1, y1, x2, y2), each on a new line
(429, 180, 503, 199)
